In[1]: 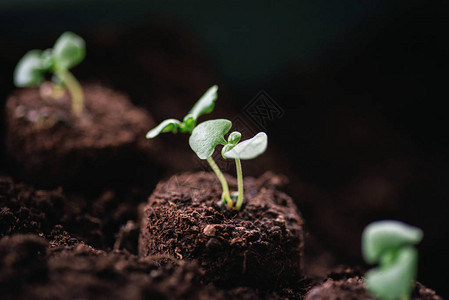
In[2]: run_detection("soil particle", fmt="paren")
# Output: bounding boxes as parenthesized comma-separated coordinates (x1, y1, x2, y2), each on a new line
(5, 84, 157, 188)
(139, 171, 304, 290)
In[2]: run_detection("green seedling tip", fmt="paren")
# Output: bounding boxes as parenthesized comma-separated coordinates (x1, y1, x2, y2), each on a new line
(222, 132, 267, 160)
(362, 220, 423, 300)
(13, 31, 86, 116)
(189, 119, 232, 159)
(146, 85, 219, 138)
(183, 85, 218, 124)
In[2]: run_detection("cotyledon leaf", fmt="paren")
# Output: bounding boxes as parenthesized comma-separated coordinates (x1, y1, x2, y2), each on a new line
(189, 119, 232, 159)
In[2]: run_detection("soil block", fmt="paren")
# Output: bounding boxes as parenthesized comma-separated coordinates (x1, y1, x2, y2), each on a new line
(139, 171, 305, 290)
(5, 84, 156, 188)
(304, 269, 442, 300)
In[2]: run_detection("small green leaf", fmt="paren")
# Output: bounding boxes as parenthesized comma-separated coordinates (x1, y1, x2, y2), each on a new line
(53, 31, 86, 70)
(365, 247, 417, 300)
(13, 50, 45, 87)
(222, 132, 267, 160)
(146, 119, 182, 138)
(189, 119, 232, 159)
(184, 85, 218, 122)
(362, 220, 423, 264)
(227, 131, 241, 145)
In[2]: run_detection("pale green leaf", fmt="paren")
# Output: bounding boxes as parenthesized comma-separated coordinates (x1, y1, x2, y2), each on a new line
(184, 85, 218, 122)
(189, 119, 231, 159)
(13, 50, 45, 87)
(146, 119, 182, 138)
(53, 31, 86, 70)
(365, 247, 417, 300)
(222, 132, 267, 160)
(362, 220, 423, 264)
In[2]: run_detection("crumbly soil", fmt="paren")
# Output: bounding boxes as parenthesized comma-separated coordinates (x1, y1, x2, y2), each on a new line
(5, 84, 157, 188)
(0, 176, 307, 299)
(305, 269, 442, 300)
(0, 234, 223, 300)
(139, 171, 305, 290)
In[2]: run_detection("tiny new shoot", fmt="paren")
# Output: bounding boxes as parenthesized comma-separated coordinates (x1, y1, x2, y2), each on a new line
(14, 32, 86, 116)
(189, 119, 267, 210)
(362, 220, 423, 300)
(146, 86, 234, 208)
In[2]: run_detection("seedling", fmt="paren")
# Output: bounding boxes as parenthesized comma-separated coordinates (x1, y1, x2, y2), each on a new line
(189, 119, 267, 210)
(362, 220, 423, 300)
(14, 31, 86, 116)
(146, 86, 234, 208)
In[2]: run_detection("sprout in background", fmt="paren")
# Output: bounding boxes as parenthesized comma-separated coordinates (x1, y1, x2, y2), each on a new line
(362, 220, 423, 300)
(14, 31, 86, 116)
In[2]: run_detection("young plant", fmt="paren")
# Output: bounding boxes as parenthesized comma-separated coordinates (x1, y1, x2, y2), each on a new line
(362, 220, 423, 300)
(146, 86, 234, 208)
(189, 119, 267, 210)
(14, 31, 86, 116)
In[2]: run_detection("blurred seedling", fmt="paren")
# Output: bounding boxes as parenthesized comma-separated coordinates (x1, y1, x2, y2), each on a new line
(362, 220, 423, 300)
(14, 31, 86, 116)
(189, 119, 267, 210)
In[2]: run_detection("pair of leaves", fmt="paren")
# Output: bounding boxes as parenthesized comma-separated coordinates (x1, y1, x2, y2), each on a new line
(189, 119, 267, 160)
(146, 85, 218, 138)
(362, 220, 423, 300)
(14, 32, 85, 87)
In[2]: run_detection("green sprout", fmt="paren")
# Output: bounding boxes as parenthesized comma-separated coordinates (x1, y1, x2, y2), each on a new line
(146, 85, 219, 137)
(13, 31, 86, 116)
(189, 119, 267, 210)
(362, 220, 423, 300)
(146, 86, 234, 208)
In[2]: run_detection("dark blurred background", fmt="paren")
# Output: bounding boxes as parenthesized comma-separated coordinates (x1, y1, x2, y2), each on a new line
(1, 0, 448, 297)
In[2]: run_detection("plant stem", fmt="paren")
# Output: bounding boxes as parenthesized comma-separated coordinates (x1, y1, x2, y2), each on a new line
(56, 69, 84, 116)
(206, 156, 233, 208)
(235, 158, 244, 211)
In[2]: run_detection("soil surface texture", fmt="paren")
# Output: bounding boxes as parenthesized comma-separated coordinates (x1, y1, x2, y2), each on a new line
(139, 171, 305, 290)
(5, 84, 156, 188)
(305, 269, 442, 300)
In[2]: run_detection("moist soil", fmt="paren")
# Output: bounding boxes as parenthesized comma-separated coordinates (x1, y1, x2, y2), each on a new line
(0, 175, 309, 299)
(5, 84, 157, 188)
(139, 171, 305, 290)
(305, 269, 442, 300)
(0, 173, 442, 299)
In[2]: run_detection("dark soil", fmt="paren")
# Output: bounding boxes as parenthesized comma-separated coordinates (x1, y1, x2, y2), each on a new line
(0, 234, 222, 300)
(0, 172, 442, 299)
(5, 84, 157, 188)
(305, 269, 442, 300)
(139, 171, 305, 290)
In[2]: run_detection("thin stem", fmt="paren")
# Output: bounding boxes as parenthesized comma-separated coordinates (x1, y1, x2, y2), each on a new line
(206, 156, 233, 208)
(56, 69, 84, 116)
(235, 158, 244, 211)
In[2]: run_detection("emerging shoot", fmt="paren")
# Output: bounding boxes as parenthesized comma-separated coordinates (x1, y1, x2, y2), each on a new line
(146, 86, 234, 208)
(362, 220, 423, 300)
(14, 31, 86, 116)
(189, 119, 268, 210)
